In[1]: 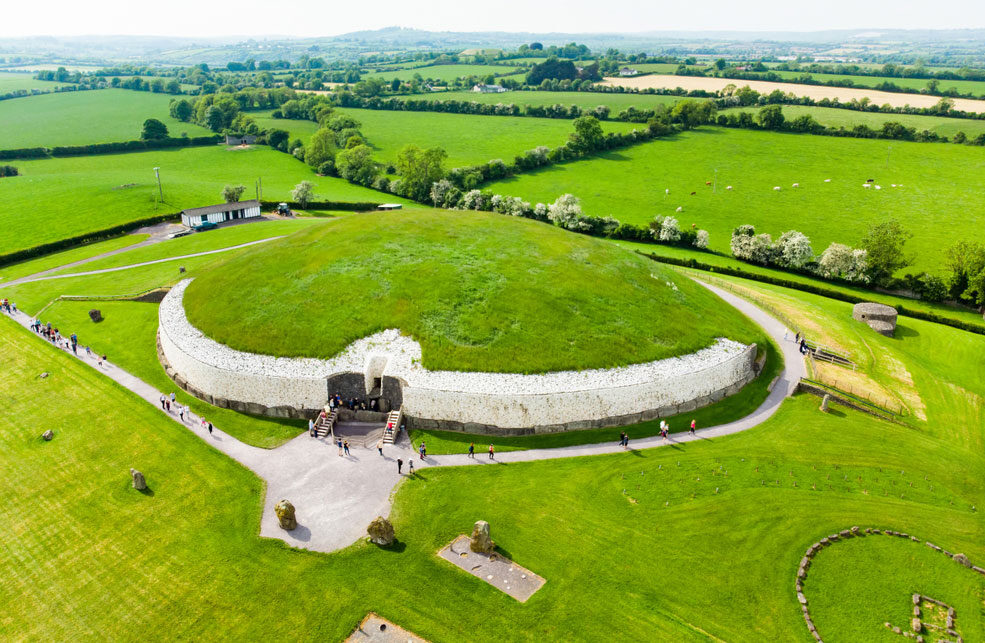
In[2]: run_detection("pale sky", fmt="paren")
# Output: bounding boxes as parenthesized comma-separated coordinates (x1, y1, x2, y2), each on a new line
(3, 0, 985, 38)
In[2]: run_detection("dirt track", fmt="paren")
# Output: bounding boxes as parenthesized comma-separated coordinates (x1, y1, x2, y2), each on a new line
(600, 74, 985, 114)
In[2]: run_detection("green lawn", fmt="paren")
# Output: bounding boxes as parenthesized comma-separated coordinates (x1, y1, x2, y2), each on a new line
(184, 209, 766, 372)
(753, 69, 985, 98)
(253, 108, 640, 168)
(0, 234, 148, 283)
(720, 103, 985, 138)
(364, 64, 522, 82)
(0, 145, 400, 256)
(2, 312, 982, 640)
(397, 89, 682, 112)
(485, 126, 985, 274)
(0, 71, 68, 92)
(0, 89, 213, 149)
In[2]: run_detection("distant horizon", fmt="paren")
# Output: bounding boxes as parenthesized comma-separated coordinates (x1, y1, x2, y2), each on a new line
(3, 0, 985, 40)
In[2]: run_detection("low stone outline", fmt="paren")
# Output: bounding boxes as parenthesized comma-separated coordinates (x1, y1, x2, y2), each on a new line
(796, 526, 984, 642)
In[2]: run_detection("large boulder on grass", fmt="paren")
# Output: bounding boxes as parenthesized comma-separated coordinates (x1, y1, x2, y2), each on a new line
(42, 430, 53, 441)
(89, 309, 103, 323)
(275, 499, 297, 530)
(470, 520, 495, 554)
(130, 468, 146, 490)
(367, 516, 394, 546)
(953, 553, 972, 568)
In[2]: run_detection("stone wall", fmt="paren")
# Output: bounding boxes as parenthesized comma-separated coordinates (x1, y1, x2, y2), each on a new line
(159, 279, 759, 429)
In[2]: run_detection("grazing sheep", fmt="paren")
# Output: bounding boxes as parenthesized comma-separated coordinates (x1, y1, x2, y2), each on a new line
(773, 186, 781, 191)
(874, 185, 882, 190)
(824, 178, 832, 183)
(866, 178, 875, 183)
(792, 183, 800, 188)
(726, 185, 733, 190)
(690, 191, 696, 196)
(675, 206, 683, 213)
(665, 188, 670, 195)
(863, 183, 871, 188)
(705, 181, 711, 186)
(891, 183, 897, 187)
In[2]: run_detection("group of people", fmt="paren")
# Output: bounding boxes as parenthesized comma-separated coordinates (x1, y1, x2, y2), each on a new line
(27, 317, 107, 365)
(158, 391, 214, 433)
(327, 393, 380, 412)
(0, 298, 15, 314)
(794, 332, 813, 355)
(620, 418, 698, 448)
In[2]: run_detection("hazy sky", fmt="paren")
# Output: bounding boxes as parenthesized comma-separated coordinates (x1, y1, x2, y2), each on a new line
(4, 0, 985, 38)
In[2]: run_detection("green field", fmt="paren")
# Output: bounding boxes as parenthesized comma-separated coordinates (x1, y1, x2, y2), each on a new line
(0, 234, 148, 283)
(399, 89, 682, 112)
(364, 64, 522, 82)
(0, 70, 68, 92)
(184, 209, 765, 372)
(0, 145, 400, 256)
(2, 305, 982, 640)
(485, 126, 985, 274)
(0, 89, 213, 149)
(720, 104, 985, 138)
(755, 69, 985, 98)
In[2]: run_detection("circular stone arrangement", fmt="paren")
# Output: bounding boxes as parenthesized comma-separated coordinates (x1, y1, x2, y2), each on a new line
(852, 302, 898, 337)
(160, 211, 766, 432)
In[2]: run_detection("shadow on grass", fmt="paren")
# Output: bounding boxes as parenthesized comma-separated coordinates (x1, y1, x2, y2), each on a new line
(374, 538, 407, 553)
(895, 323, 920, 339)
(136, 486, 155, 497)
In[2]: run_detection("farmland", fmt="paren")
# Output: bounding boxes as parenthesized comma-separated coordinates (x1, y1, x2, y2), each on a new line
(485, 126, 985, 273)
(0, 145, 404, 256)
(0, 89, 213, 149)
(0, 70, 68, 92)
(397, 88, 683, 112)
(363, 64, 522, 82)
(753, 69, 985, 98)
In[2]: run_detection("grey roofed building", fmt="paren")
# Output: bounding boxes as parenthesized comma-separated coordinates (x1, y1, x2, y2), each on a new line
(181, 200, 262, 227)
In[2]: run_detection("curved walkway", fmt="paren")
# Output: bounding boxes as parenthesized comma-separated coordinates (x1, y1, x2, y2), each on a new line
(3, 236, 283, 287)
(3, 280, 806, 554)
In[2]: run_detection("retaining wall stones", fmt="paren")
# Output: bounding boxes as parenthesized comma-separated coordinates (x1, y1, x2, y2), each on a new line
(159, 279, 759, 430)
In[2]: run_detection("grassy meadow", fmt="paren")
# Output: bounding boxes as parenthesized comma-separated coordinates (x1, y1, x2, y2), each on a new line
(720, 103, 985, 138)
(755, 69, 985, 98)
(0, 70, 68, 92)
(400, 88, 682, 112)
(2, 312, 982, 640)
(0, 89, 213, 149)
(0, 234, 148, 283)
(183, 209, 767, 372)
(364, 64, 522, 82)
(485, 126, 985, 273)
(0, 145, 401, 256)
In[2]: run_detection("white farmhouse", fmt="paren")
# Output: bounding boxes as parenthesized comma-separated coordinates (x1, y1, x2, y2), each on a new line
(619, 67, 640, 77)
(180, 200, 262, 227)
(472, 84, 507, 93)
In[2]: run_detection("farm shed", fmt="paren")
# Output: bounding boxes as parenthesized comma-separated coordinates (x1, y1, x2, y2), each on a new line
(472, 84, 507, 93)
(181, 200, 261, 227)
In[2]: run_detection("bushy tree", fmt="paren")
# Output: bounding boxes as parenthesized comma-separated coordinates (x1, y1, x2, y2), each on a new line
(266, 128, 289, 151)
(757, 105, 785, 130)
(221, 185, 246, 203)
(818, 243, 869, 283)
(944, 241, 985, 308)
(694, 229, 710, 249)
(650, 215, 681, 242)
(569, 115, 604, 152)
(335, 145, 378, 185)
(141, 118, 169, 140)
(547, 194, 583, 228)
(430, 179, 454, 206)
(861, 219, 912, 285)
(396, 145, 447, 202)
(671, 99, 716, 129)
(776, 230, 814, 268)
(305, 128, 338, 169)
(291, 181, 315, 208)
(169, 99, 193, 122)
(730, 224, 756, 259)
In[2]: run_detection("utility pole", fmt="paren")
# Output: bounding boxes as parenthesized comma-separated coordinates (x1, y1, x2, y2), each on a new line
(885, 145, 892, 169)
(153, 167, 163, 203)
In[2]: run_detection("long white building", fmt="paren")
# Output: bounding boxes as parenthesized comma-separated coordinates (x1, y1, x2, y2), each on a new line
(180, 200, 262, 227)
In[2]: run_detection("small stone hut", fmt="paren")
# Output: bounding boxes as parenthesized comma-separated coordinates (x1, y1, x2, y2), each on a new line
(852, 302, 897, 337)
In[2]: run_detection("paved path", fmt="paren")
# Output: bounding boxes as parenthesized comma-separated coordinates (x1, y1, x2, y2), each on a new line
(3, 280, 806, 554)
(4, 236, 283, 287)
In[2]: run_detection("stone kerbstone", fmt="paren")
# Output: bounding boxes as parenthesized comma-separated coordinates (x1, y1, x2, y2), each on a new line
(367, 516, 394, 546)
(953, 553, 972, 568)
(275, 499, 297, 530)
(469, 520, 495, 554)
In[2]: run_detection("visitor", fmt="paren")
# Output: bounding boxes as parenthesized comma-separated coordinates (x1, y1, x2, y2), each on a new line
(408, 459, 415, 476)
(308, 418, 315, 437)
(160, 395, 167, 410)
(468, 442, 475, 458)
(618, 431, 627, 448)
(689, 419, 696, 436)
(397, 458, 403, 474)
(488, 444, 495, 460)
(343, 439, 350, 456)
(207, 421, 213, 435)
(623, 433, 630, 449)
(337, 437, 343, 456)
(170, 391, 176, 406)
(178, 405, 185, 422)
(376, 438, 384, 456)
(419, 441, 426, 460)
(97, 354, 104, 367)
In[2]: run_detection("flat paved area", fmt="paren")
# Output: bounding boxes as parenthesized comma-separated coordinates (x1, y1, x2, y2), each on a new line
(2, 279, 806, 554)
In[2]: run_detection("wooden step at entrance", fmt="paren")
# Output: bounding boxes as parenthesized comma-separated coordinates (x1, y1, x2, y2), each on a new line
(314, 408, 338, 439)
(382, 408, 402, 444)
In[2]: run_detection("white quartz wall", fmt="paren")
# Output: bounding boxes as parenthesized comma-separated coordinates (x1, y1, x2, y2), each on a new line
(159, 279, 757, 428)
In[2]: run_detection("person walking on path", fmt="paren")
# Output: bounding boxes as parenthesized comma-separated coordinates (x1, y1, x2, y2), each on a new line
(178, 405, 185, 423)
(160, 394, 167, 410)
(689, 419, 696, 436)
(397, 458, 403, 474)
(343, 440, 350, 456)
(488, 444, 495, 460)
(467, 442, 475, 458)
(419, 441, 426, 461)
(337, 438, 344, 457)
(376, 438, 384, 456)
(408, 459, 415, 476)
(623, 433, 630, 449)
(201, 418, 213, 435)
(309, 418, 315, 437)
(170, 392, 176, 406)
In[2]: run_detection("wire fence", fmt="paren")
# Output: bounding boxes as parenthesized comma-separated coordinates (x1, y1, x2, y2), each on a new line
(802, 377, 908, 418)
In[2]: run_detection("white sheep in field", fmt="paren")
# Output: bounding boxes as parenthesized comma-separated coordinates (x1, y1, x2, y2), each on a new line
(792, 183, 800, 188)
(675, 206, 683, 213)
(891, 183, 897, 187)
(824, 178, 832, 183)
(726, 185, 733, 190)
(773, 186, 781, 191)
(665, 188, 670, 195)
(863, 183, 872, 189)
(875, 185, 882, 190)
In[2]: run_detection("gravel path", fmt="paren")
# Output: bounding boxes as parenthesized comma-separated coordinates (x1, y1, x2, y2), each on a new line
(5, 236, 283, 286)
(3, 279, 805, 554)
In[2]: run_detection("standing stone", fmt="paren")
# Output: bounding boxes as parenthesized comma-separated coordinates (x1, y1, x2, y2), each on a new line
(275, 499, 297, 530)
(911, 618, 922, 633)
(953, 553, 972, 568)
(130, 468, 146, 490)
(469, 520, 495, 554)
(819, 394, 830, 412)
(89, 309, 103, 323)
(366, 516, 395, 546)
(41, 430, 53, 441)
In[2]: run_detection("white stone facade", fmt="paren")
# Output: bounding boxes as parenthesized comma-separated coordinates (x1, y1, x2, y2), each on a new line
(159, 279, 758, 430)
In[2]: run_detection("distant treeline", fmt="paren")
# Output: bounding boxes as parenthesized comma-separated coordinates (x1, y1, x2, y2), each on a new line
(0, 135, 221, 161)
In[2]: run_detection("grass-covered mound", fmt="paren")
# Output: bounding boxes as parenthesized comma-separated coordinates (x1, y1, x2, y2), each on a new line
(184, 209, 764, 373)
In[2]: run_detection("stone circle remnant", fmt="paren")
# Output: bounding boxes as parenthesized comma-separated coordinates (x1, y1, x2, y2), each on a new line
(89, 309, 103, 323)
(470, 520, 495, 554)
(819, 394, 830, 412)
(366, 516, 395, 546)
(275, 499, 297, 530)
(852, 302, 898, 337)
(42, 430, 53, 441)
(130, 468, 146, 490)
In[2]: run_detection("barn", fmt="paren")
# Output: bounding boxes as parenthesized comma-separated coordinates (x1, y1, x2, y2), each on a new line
(180, 200, 262, 227)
